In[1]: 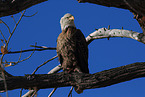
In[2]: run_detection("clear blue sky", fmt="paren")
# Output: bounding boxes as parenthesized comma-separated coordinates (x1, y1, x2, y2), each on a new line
(0, 0, 145, 97)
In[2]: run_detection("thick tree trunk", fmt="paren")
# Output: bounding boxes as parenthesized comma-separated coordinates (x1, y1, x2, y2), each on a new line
(0, 62, 145, 93)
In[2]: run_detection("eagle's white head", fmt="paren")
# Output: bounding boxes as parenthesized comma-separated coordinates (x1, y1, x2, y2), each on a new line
(60, 13, 76, 31)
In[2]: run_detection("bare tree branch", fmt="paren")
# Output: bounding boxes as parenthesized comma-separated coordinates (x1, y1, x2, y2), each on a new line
(77, 0, 145, 16)
(0, 62, 145, 93)
(86, 28, 142, 44)
(4, 46, 36, 66)
(0, 19, 11, 34)
(68, 87, 73, 97)
(0, 31, 7, 43)
(32, 55, 58, 74)
(1, 27, 142, 55)
(47, 64, 62, 74)
(0, 0, 145, 17)
(6, 10, 26, 47)
(0, 47, 56, 55)
(23, 11, 38, 17)
(22, 64, 62, 97)
(48, 88, 57, 97)
(21, 90, 34, 97)
(0, 10, 27, 97)
(0, 0, 47, 17)
(11, 15, 16, 24)
(0, 55, 8, 96)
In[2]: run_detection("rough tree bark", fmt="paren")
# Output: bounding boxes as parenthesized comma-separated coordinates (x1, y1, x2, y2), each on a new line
(0, 0, 145, 17)
(0, 0, 47, 17)
(77, 0, 145, 16)
(0, 62, 145, 93)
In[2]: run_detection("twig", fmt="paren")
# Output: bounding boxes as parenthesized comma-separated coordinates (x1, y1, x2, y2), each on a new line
(6, 10, 26, 47)
(32, 55, 58, 74)
(23, 11, 38, 17)
(31, 90, 37, 97)
(68, 87, 73, 97)
(0, 55, 8, 97)
(14, 46, 35, 65)
(0, 19, 11, 34)
(21, 90, 34, 97)
(30, 45, 56, 49)
(11, 15, 16, 24)
(5, 44, 36, 66)
(0, 30, 7, 43)
(47, 64, 62, 97)
(0, 47, 56, 55)
(47, 64, 62, 74)
(20, 88, 23, 97)
(48, 88, 57, 97)
(17, 49, 22, 62)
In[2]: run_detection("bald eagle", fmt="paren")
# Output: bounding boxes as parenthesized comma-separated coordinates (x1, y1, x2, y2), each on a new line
(57, 13, 89, 73)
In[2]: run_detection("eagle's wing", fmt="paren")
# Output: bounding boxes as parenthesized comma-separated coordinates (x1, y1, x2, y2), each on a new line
(57, 27, 89, 73)
(74, 29, 89, 73)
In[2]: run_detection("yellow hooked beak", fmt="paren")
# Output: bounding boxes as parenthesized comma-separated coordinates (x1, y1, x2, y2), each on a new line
(69, 16, 74, 20)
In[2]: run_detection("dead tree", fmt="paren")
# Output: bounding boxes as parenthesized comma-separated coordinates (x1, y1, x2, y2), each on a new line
(0, 0, 145, 96)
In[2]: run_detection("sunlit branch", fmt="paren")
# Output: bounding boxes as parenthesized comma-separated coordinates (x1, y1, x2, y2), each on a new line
(47, 64, 63, 97)
(22, 90, 34, 97)
(47, 64, 62, 74)
(30, 45, 56, 49)
(31, 89, 37, 97)
(68, 87, 73, 97)
(86, 28, 140, 45)
(48, 88, 57, 97)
